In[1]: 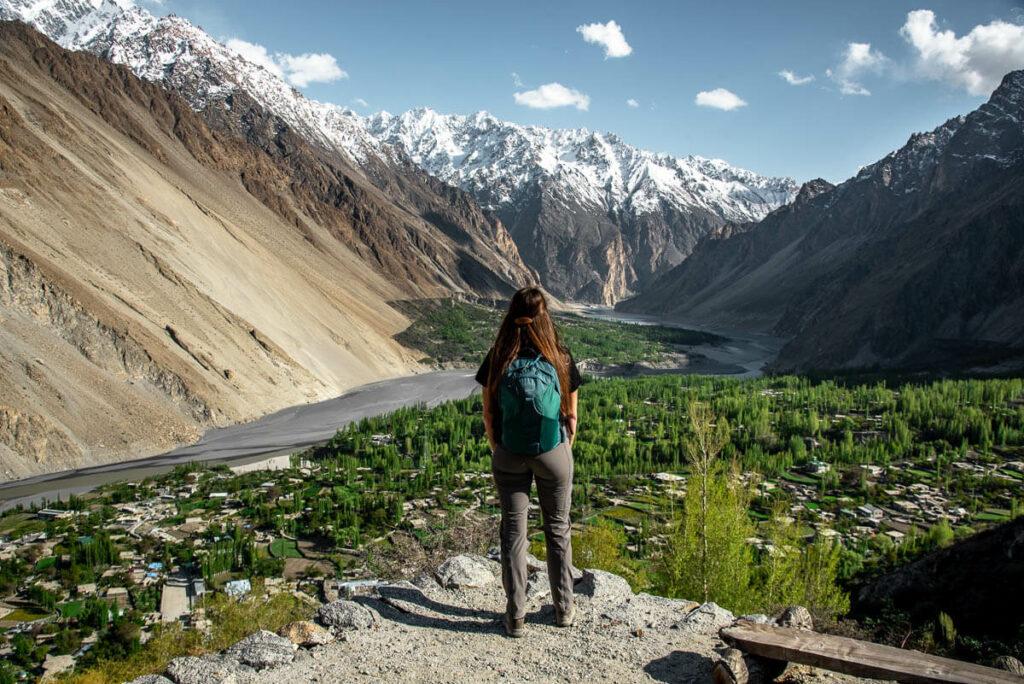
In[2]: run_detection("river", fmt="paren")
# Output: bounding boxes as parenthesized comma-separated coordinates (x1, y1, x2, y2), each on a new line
(0, 313, 781, 511)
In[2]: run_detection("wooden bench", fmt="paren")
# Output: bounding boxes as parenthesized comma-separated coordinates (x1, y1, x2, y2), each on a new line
(717, 621, 1023, 684)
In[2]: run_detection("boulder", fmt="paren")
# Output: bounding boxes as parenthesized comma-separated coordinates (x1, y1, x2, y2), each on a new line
(278, 620, 334, 647)
(435, 555, 496, 589)
(577, 569, 633, 605)
(526, 572, 550, 601)
(674, 602, 735, 634)
(995, 655, 1024, 674)
(738, 613, 773, 625)
(165, 655, 254, 684)
(776, 605, 813, 631)
(126, 676, 174, 684)
(318, 599, 376, 631)
(226, 629, 296, 670)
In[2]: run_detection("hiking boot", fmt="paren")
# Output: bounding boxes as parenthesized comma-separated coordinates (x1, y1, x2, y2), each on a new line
(503, 614, 525, 638)
(555, 604, 575, 628)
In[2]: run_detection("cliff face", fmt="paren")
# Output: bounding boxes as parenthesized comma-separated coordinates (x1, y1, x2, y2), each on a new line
(620, 72, 1024, 374)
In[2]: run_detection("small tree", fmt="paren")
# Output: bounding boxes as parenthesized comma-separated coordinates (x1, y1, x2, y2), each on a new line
(657, 402, 756, 611)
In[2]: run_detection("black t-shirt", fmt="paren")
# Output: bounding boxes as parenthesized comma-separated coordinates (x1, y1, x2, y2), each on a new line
(476, 343, 582, 443)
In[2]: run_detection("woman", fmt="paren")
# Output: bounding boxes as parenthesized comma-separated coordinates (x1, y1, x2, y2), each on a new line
(476, 286, 582, 638)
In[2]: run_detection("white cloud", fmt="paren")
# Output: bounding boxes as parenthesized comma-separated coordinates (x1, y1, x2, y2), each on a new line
(353, 98, 369, 108)
(778, 69, 815, 86)
(900, 9, 1024, 96)
(626, 98, 639, 108)
(694, 88, 747, 111)
(226, 38, 347, 88)
(514, 82, 590, 110)
(511, 72, 524, 87)
(576, 20, 632, 58)
(826, 42, 888, 95)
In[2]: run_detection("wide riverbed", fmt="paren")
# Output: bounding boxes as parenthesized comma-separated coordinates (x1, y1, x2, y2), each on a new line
(0, 315, 781, 511)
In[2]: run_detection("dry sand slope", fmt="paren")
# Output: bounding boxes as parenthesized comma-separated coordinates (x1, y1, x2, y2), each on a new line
(0, 26, 430, 481)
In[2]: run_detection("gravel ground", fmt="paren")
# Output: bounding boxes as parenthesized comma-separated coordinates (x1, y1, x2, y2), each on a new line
(229, 557, 882, 684)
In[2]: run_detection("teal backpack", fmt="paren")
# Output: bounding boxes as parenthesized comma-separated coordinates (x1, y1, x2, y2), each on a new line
(499, 355, 563, 455)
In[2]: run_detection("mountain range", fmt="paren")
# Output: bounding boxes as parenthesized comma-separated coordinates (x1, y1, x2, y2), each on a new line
(0, 0, 1021, 480)
(0, 0, 797, 305)
(621, 70, 1024, 373)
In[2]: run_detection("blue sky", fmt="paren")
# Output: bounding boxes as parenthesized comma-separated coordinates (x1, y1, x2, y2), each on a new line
(158, 0, 1024, 183)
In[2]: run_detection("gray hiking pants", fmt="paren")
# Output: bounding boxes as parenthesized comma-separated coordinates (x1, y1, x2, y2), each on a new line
(492, 440, 574, 620)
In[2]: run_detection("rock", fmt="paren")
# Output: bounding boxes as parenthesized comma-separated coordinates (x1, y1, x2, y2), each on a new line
(776, 605, 813, 631)
(226, 629, 296, 669)
(165, 655, 254, 684)
(278, 620, 334, 647)
(995, 655, 1024, 674)
(411, 571, 439, 590)
(126, 676, 174, 684)
(738, 613, 773, 625)
(578, 569, 633, 605)
(526, 572, 550, 600)
(318, 599, 376, 631)
(674, 602, 735, 634)
(712, 648, 749, 684)
(435, 555, 496, 589)
(603, 594, 697, 630)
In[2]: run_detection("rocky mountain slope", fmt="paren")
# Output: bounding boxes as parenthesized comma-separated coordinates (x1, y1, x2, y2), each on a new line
(620, 71, 1024, 374)
(0, 0, 795, 305)
(368, 109, 797, 303)
(0, 20, 521, 482)
(854, 517, 1024, 642)
(0, 0, 536, 297)
(123, 554, 877, 684)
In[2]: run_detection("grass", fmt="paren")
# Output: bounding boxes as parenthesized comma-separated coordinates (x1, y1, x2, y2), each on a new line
(780, 471, 818, 485)
(4, 607, 49, 622)
(63, 589, 314, 684)
(59, 600, 84, 618)
(0, 513, 45, 538)
(392, 298, 723, 367)
(268, 538, 302, 559)
(34, 556, 57, 571)
(975, 508, 1012, 522)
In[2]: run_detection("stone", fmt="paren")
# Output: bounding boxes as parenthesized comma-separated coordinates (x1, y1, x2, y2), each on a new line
(674, 602, 735, 634)
(712, 648, 749, 684)
(738, 613, 773, 625)
(578, 569, 633, 605)
(278, 620, 334, 647)
(435, 554, 496, 589)
(226, 629, 296, 669)
(602, 594, 696, 631)
(525, 572, 550, 601)
(318, 599, 376, 631)
(165, 655, 254, 684)
(127, 676, 174, 684)
(776, 605, 813, 631)
(994, 655, 1024, 674)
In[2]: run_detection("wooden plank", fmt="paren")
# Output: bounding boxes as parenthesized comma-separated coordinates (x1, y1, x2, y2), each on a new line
(720, 621, 1023, 684)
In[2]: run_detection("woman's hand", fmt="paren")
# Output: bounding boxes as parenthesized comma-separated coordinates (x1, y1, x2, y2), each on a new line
(567, 415, 578, 446)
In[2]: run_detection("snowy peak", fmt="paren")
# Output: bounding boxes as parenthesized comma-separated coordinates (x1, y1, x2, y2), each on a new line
(366, 108, 797, 222)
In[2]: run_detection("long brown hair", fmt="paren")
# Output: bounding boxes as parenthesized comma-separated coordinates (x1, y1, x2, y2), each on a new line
(486, 287, 572, 417)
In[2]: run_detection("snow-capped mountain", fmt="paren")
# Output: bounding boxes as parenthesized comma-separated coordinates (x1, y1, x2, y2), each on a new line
(367, 108, 795, 221)
(0, 0, 379, 163)
(2, 0, 797, 303)
(365, 109, 797, 301)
